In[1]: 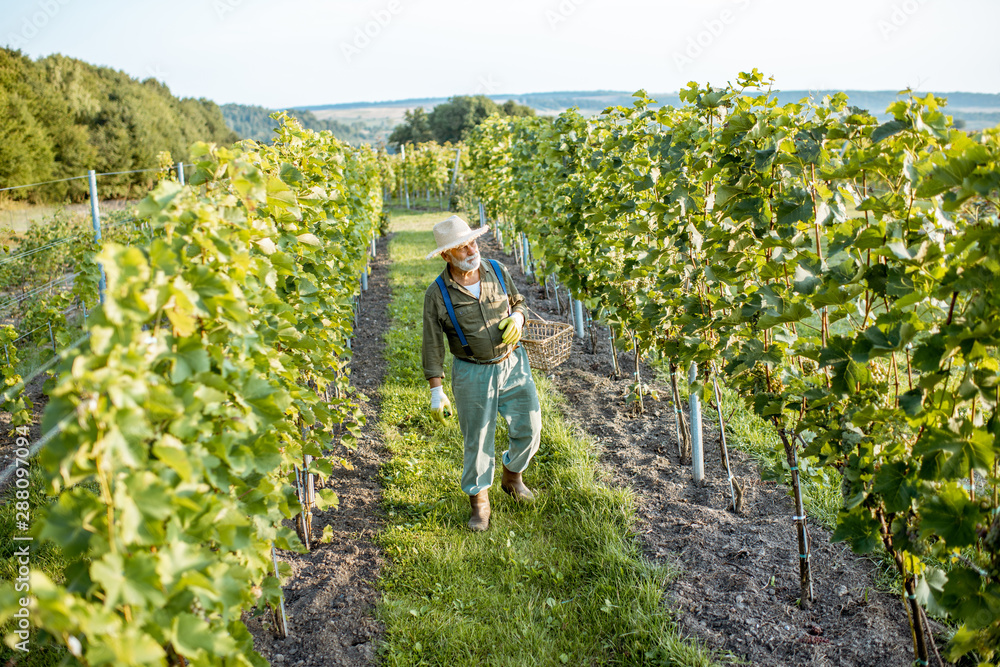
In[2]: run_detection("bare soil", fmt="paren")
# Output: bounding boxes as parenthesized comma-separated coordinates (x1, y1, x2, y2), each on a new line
(246, 234, 393, 666)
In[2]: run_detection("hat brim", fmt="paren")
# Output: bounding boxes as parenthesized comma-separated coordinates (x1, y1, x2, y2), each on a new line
(425, 225, 490, 260)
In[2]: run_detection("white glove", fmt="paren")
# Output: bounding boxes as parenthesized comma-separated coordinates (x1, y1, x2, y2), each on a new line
(430, 386, 453, 423)
(431, 385, 445, 408)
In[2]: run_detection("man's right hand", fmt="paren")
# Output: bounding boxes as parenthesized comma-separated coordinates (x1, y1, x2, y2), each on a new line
(430, 385, 453, 423)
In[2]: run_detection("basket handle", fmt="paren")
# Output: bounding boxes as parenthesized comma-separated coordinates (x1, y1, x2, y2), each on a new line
(522, 305, 553, 324)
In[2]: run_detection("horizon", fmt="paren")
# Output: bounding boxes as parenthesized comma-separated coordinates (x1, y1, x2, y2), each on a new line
(288, 87, 1000, 111)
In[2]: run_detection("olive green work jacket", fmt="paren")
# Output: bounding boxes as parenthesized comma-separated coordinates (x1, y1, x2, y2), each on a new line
(421, 259, 526, 381)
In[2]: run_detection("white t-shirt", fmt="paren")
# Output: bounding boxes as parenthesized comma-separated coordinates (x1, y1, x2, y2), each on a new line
(467, 281, 481, 298)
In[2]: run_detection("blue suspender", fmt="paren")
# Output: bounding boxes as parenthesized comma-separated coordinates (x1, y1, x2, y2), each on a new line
(435, 259, 509, 361)
(436, 275, 474, 357)
(488, 259, 506, 295)
(489, 259, 511, 319)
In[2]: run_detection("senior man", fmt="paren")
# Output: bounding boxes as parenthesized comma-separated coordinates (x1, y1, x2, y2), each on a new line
(422, 215, 542, 531)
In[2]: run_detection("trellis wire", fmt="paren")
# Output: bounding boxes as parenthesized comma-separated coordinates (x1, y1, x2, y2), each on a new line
(0, 165, 182, 194)
(0, 234, 83, 267)
(0, 273, 78, 312)
(0, 175, 89, 193)
(0, 413, 76, 489)
(0, 162, 187, 345)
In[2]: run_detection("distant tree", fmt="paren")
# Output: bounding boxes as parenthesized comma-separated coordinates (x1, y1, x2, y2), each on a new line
(388, 95, 537, 148)
(0, 89, 55, 191)
(501, 99, 535, 117)
(387, 107, 434, 147)
(0, 47, 241, 201)
(427, 95, 499, 144)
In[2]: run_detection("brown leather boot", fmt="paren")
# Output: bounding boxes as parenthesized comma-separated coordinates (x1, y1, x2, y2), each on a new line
(468, 490, 491, 531)
(501, 464, 535, 502)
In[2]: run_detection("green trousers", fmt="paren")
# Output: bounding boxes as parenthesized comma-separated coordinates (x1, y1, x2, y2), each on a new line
(451, 346, 542, 495)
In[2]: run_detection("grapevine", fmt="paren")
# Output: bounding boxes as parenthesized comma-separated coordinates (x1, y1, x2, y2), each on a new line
(0, 114, 381, 665)
(468, 71, 1000, 663)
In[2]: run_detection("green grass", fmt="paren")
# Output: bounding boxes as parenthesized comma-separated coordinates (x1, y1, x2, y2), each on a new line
(374, 209, 723, 667)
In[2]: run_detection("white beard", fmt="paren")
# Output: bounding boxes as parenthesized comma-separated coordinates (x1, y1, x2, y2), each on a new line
(454, 253, 481, 273)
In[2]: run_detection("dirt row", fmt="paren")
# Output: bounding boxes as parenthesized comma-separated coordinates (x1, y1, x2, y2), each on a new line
(246, 234, 393, 666)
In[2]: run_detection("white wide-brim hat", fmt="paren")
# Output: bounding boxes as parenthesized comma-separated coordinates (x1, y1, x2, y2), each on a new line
(425, 215, 490, 260)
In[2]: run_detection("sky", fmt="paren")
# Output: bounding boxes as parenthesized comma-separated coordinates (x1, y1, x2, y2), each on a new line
(1, 0, 997, 108)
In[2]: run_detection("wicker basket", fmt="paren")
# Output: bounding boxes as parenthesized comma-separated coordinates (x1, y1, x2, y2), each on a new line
(521, 319, 574, 372)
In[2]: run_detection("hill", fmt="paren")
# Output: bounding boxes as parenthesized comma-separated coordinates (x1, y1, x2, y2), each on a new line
(0, 47, 238, 202)
(298, 89, 1000, 144)
(219, 103, 380, 145)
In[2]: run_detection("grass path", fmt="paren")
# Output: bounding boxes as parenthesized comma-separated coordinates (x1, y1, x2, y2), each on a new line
(373, 209, 717, 666)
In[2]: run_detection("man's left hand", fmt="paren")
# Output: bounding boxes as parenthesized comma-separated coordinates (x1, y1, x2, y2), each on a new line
(498, 312, 524, 346)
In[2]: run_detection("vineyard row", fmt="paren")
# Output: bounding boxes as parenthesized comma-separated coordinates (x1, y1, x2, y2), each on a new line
(466, 70, 1000, 664)
(0, 114, 382, 666)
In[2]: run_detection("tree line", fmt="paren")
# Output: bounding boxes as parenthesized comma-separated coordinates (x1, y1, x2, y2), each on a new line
(0, 47, 238, 202)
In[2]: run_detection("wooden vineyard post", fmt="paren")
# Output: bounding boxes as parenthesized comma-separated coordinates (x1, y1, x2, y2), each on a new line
(632, 337, 644, 413)
(588, 310, 597, 354)
(304, 448, 314, 537)
(876, 510, 929, 665)
(710, 364, 738, 512)
(293, 417, 314, 551)
(294, 465, 311, 552)
(608, 327, 621, 378)
(774, 423, 814, 606)
(668, 361, 692, 462)
(270, 545, 289, 638)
